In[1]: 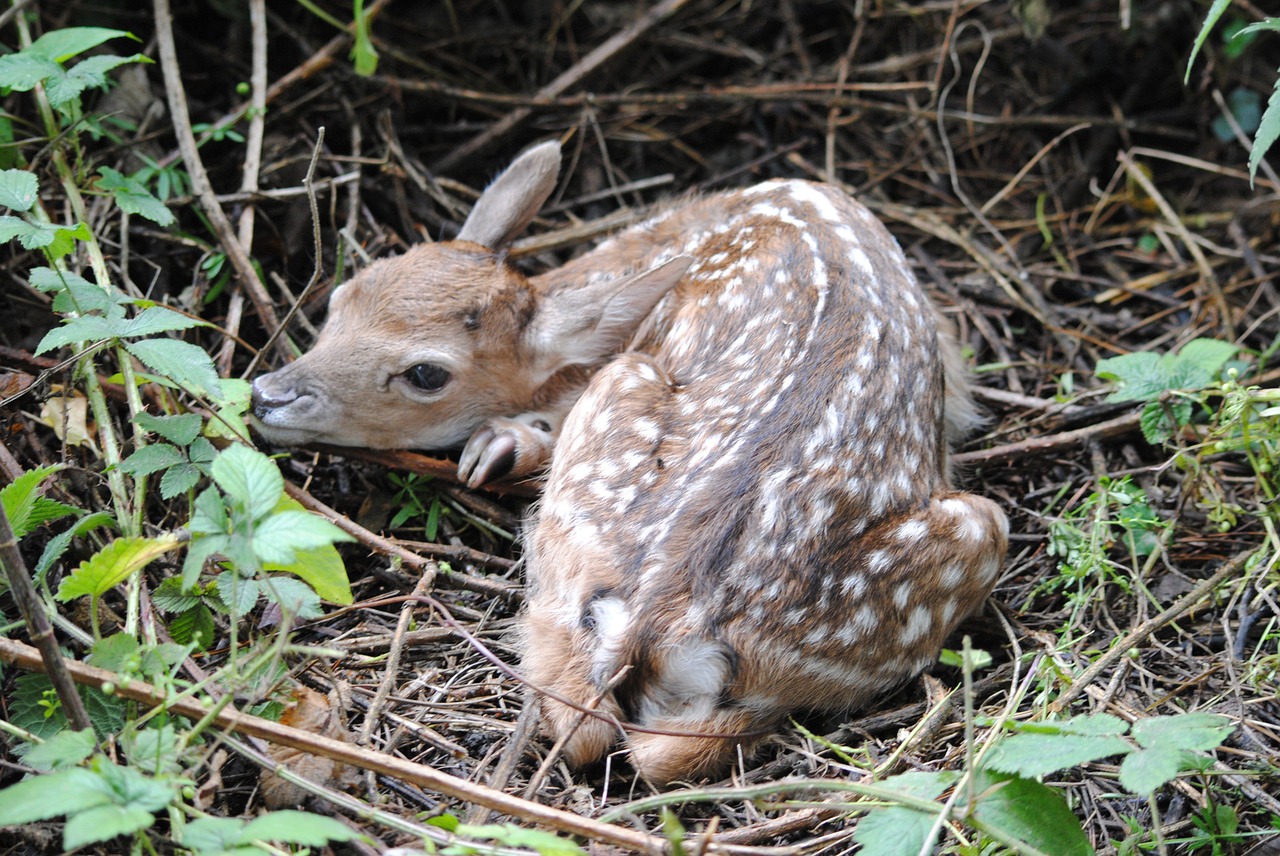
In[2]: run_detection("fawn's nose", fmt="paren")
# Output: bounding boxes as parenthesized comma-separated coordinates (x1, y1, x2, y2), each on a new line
(250, 373, 300, 417)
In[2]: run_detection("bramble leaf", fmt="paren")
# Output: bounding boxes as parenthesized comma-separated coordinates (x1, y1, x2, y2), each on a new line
(851, 770, 956, 856)
(134, 411, 202, 446)
(983, 733, 1133, 779)
(969, 769, 1094, 856)
(1, 463, 79, 538)
(56, 535, 182, 601)
(97, 166, 175, 226)
(24, 27, 137, 63)
(0, 168, 38, 211)
(124, 337, 222, 398)
(210, 444, 282, 520)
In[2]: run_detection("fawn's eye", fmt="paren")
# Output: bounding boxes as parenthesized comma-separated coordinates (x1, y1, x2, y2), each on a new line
(404, 363, 451, 393)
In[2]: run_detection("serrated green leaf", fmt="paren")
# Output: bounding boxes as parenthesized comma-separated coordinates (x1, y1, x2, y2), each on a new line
(1097, 351, 1165, 403)
(0, 168, 38, 211)
(151, 576, 201, 613)
(252, 510, 351, 565)
(1186, 0, 1233, 83)
(215, 570, 261, 615)
(63, 803, 158, 849)
(8, 674, 125, 746)
(36, 313, 125, 352)
(451, 823, 585, 856)
(89, 632, 141, 672)
(118, 442, 186, 477)
(124, 337, 222, 398)
(0, 52, 62, 90)
(167, 603, 215, 648)
(44, 221, 91, 259)
(1250, 73, 1280, 184)
(261, 496, 354, 604)
(983, 734, 1133, 778)
(1, 463, 75, 538)
(180, 816, 245, 851)
(210, 444, 282, 520)
(1167, 338, 1238, 390)
(22, 728, 97, 771)
(240, 811, 364, 847)
(123, 305, 206, 337)
(261, 575, 323, 619)
(97, 166, 175, 226)
(25, 27, 136, 63)
(56, 535, 182, 601)
(1118, 746, 1184, 795)
(159, 463, 201, 499)
(1045, 713, 1130, 737)
(189, 485, 230, 535)
(122, 724, 183, 776)
(29, 266, 119, 315)
(134, 411, 202, 446)
(1131, 713, 1234, 751)
(0, 768, 107, 824)
(851, 771, 956, 856)
(969, 769, 1094, 856)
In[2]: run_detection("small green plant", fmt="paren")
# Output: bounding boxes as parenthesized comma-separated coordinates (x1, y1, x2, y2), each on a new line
(388, 471, 449, 540)
(1188, 2, 1280, 183)
(1095, 337, 1240, 444)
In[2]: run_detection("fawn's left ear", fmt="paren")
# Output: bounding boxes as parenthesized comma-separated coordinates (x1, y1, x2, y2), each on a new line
(457, 140, 562, 250)
(527, 256, 693, 376)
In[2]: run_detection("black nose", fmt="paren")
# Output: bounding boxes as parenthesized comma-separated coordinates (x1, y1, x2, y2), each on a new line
(250, 376, 297, 415)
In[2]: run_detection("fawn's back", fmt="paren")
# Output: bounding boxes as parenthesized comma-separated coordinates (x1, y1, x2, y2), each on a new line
(523, 176, 1007, 783)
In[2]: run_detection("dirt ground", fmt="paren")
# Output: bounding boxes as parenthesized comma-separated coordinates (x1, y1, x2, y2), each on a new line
(1, 0, 1279, 853)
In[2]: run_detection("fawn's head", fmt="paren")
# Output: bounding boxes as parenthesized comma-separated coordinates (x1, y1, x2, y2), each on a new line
(251, 141, 687, 451)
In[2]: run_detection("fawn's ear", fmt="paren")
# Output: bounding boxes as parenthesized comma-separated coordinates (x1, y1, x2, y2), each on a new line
(456, 141, 561, 250)
(528, 256, 692, 375)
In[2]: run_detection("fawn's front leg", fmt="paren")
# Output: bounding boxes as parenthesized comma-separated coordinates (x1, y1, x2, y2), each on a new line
(457, 411, 562, 487)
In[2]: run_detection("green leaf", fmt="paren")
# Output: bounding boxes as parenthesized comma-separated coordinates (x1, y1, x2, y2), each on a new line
(260, 575, 323, 619)
(22, 728, 97, 771)
(0, 52, 61, 91)
(123, 305, 207, 337)
(1186, 0, 1233, 83)
(0, 768, 108, 824)
(851, 771, 956, 856)
(124, 337, 223, 398)
(1131, 713, 1234, 751)
(97, 166, 175, 226)
(122, 724, 183, 776)
(210, 444, 283, 520)
(159, 463, 202, 499)
(0, 168, 38, 211)
(1249, 73, 1280, 185)
(450, 823, 585, 856)
(205, 377, 252, 440)
(24, 27, 136, 63)
(983, 733, 1133, 779)
(239, 811, 364, 847)
(252, 510, 351, 565)
(1118, 747, 1185, 796)
(135, 411, 202, 446)
(8, 673, 125, 745)
(89, 631, 141, 672)
(63, 803, 158, 849)
(167, 602, 215, 647)
(1097, 351, 1165, 403)
(181, 816, 252, 851)
(29, 266, 118, 315)
(969, 769, 1094, 856)
(189, 485, 230, 535)
(151, 576, 202, 613)
(1168, 338, 1238, 389)
(1045, 713, 1129, 736)
(214, 570, 261, 615)
(56, 535, 182, 601)
(1, 463, 79, 538)
(261, 496, 354, 604)
(36, 312, 126, 352)
(118, 442, 186, 477)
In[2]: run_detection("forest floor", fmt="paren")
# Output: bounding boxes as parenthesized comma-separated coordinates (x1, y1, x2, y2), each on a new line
(1, 1, 1279, 854)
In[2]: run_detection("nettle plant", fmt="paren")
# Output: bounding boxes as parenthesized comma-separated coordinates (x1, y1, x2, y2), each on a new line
(0, 26, 355, 853)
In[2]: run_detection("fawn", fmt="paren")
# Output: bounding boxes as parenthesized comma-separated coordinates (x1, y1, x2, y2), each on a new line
(252, 141, 1009, 785)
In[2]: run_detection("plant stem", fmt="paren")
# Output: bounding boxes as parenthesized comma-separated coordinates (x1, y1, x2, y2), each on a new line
(0, 502, 93, 731)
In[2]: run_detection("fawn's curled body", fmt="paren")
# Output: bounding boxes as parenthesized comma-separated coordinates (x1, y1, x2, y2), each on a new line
(250, 142, 1009, 785)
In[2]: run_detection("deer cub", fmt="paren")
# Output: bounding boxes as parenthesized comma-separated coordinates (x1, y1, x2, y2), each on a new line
(252, 142, 1008, 785)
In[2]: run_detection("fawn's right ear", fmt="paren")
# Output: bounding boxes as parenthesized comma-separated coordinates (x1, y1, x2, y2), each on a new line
(456, 141, 561, 250)
(527, 256, 692, 378)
